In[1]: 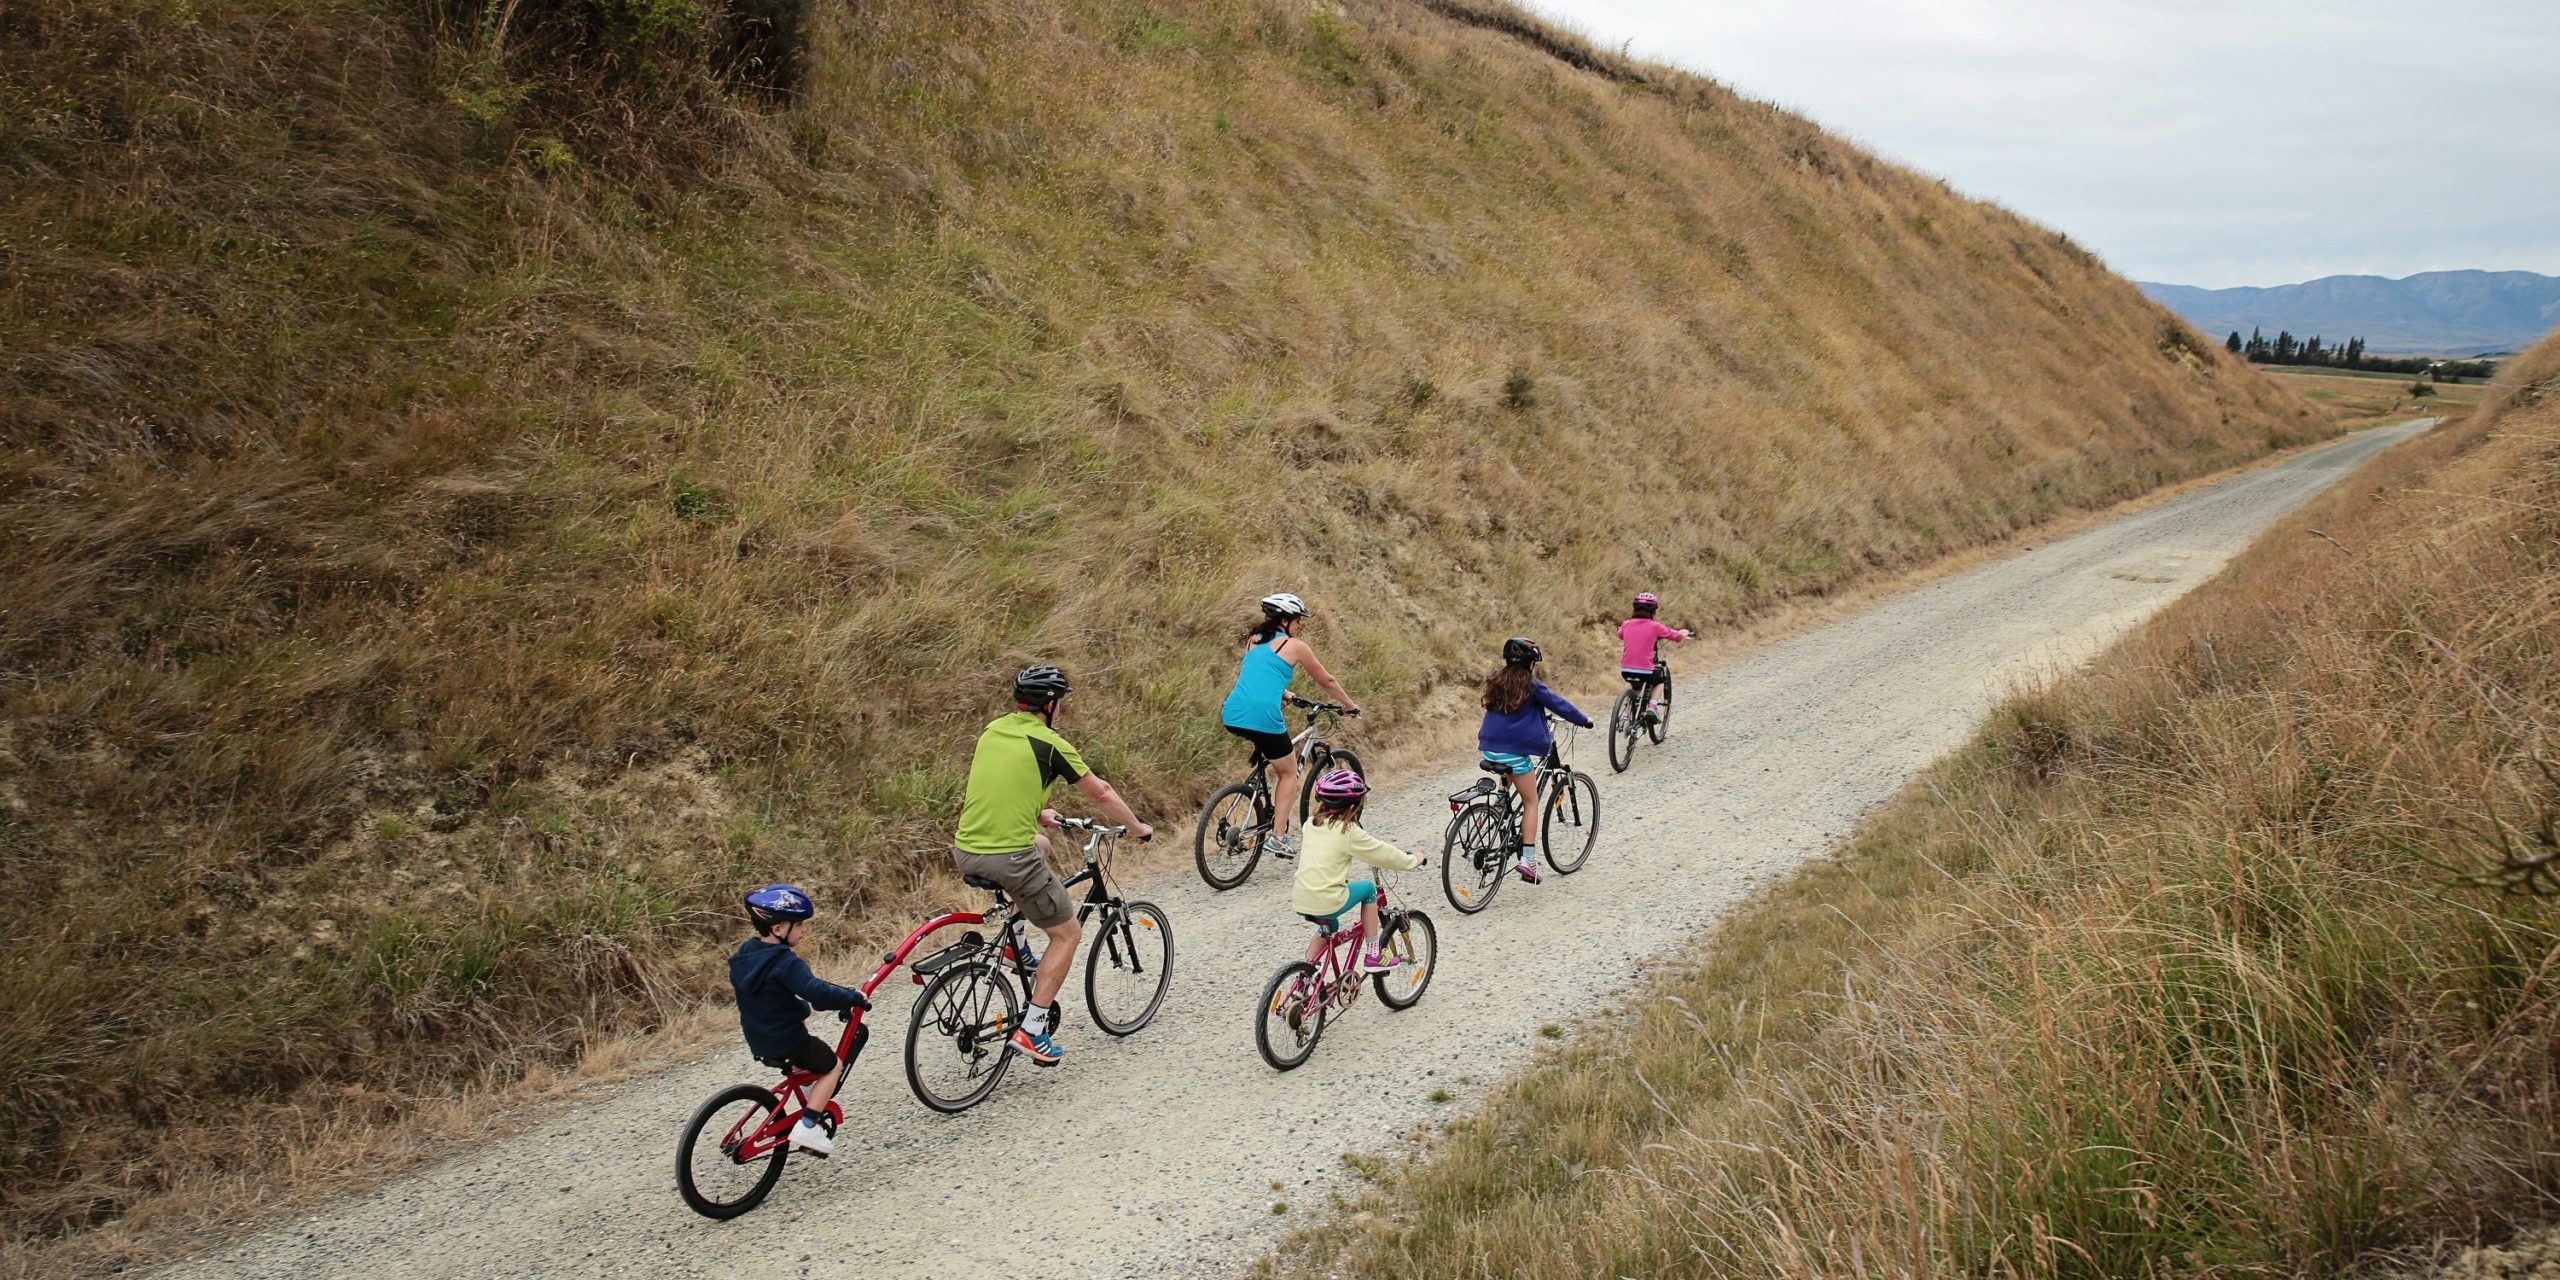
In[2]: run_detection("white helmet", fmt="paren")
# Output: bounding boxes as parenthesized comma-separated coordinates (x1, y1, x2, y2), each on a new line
(1260, 592, 1308, 620)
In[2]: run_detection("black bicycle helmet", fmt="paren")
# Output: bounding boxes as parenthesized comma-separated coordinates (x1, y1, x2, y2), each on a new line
(1502, 636, 1542, 665)
(1013, 663, 1073, 706)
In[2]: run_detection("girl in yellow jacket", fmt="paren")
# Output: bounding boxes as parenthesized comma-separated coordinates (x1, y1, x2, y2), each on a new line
(1291, 768, 1423, 971)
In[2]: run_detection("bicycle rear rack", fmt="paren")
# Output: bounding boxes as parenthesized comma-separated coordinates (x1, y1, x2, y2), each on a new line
(907, 931, 986, 983)
(1447, 778, 1495, 811)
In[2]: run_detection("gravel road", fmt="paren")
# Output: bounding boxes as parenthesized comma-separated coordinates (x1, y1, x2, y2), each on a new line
(163, 421, 2431, 1280)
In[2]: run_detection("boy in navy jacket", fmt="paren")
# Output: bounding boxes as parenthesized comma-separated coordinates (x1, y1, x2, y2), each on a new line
(731, 884, 869, 1155)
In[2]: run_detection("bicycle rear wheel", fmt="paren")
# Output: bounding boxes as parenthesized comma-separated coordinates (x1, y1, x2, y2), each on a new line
(1085, 899, 1173, 1036)
(675, 1084, 789, 1219)
(1543, 771, 1602, 874)
(1648, 679, 1673, 745)
(1255, 961, 1326, 1071)
(1193, 780, 1267, 891)
(1441, 802, 1507, 914)
(1608, 688, 1640, 773)
(903, 961, 1019, 1113)
(1372, 910, 1438, 1010)
(1298, 746, 1365, 827)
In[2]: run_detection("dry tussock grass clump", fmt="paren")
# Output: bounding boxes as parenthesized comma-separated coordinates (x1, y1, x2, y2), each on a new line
(3, 0, 2318, 1247)
(1281, 337, 2560, 1277)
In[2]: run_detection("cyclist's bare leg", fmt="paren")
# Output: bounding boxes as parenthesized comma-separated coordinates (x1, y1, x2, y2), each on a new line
(1357, 898, 1381, 948)
(804, 1057, 841, 1120)
(1026, 831, 1081, 1012)
(1303, 929, 1329, 965)
(1031, 917, 1080, 1008)
(1269, 751, 1300, 838)
(1509, 772, 1541, 848)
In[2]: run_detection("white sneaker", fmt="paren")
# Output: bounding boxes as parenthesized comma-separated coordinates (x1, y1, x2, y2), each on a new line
(1268, 832, 1299, 860)
(789, 1116, 834, 1156)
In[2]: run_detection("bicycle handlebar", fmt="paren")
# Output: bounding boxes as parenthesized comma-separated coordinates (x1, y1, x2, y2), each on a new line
(1053, 816, 1128, 836)
(1287, 694, 1357, 717)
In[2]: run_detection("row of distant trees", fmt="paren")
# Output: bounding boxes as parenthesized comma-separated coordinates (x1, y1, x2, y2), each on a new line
(2225, 327, 2496, 380)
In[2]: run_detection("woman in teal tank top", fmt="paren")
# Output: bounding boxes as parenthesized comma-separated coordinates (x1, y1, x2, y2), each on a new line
(1219, 592, 1360, 857)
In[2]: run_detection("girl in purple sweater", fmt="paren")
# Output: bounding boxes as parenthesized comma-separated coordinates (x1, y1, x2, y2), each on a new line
(1477, 636, 1593, 884)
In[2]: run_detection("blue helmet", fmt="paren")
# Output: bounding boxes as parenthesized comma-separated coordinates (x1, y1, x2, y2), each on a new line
(744, 883, 814, 930)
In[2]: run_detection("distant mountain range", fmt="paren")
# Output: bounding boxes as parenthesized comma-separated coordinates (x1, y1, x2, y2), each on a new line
(2140, 270, 2560, 356)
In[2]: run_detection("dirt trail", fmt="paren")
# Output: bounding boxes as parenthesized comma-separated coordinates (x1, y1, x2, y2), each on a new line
(163, 422, 2431, 1280)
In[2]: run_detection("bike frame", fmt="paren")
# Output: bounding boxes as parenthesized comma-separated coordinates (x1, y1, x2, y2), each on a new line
(1297, 877, 1404, 1011)
(1451, 723, 1578, 840)
(1244, 696, 1349, 805)
(1013, 823, 1138, 978)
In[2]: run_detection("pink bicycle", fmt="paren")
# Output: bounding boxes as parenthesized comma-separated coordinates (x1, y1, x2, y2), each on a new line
(1254, 872, 1439, 1070)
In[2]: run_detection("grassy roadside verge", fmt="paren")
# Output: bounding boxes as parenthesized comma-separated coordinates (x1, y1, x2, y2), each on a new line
(1275, 343, 2560, 1277)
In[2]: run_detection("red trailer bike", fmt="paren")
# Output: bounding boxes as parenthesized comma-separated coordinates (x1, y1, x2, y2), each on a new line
(673, 904, 979, 1219)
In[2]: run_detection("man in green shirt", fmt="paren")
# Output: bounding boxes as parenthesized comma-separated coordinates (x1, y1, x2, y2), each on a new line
(953, 664, 1153, 1066)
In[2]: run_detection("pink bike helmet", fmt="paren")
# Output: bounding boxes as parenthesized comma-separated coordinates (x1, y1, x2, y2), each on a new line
(1311, 768, 1369, 804)
(1633, 591, 1660, 608)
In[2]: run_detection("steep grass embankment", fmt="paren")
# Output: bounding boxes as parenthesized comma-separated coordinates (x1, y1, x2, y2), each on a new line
(1, 0, 2314, 1245)
(1279, 346, 2560, 1276)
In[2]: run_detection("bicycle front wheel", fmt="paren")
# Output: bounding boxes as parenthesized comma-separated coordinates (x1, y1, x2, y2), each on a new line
(675, 1084, 789, 1219)
(1648, 680, 1674, 745)
(904, 961, 1019, 1114)
(1608, 688, 1640, 773)
(1441, 802, 1507, 914)
(1085, 899, 1173, 1036)
(1256, 961, 1326, 1071)
(1298, 747, 1365, 827)
(1193, 780, 1267, 890)
(1543, 771, 1602, 874)
(1373, 910, 1438, 1010)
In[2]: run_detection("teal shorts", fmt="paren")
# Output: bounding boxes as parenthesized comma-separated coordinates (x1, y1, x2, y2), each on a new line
(1481, 751, 1539, 776)
(1302, 878, 1379, 930)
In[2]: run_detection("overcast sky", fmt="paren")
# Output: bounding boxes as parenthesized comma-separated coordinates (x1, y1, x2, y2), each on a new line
(1527, 0, 2560, 288)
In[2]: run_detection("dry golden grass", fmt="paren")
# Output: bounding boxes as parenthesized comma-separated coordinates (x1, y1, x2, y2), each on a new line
(1276, 339, 2560, 1277)
(0, 0, 2318, 1249)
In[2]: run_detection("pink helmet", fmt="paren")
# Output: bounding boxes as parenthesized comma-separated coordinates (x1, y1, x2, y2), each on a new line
(1633, 591, 1660, 608)
(1311, 768, 1369, 804)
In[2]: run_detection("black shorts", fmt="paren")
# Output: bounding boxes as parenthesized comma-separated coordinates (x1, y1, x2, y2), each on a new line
(1225, 724, 1294, 762)
(757, 1033, 837, 1077)
(1622, 665, 1667, 689)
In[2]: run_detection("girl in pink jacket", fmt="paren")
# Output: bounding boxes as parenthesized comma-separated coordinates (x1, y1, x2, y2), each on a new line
(1618, 591, 1688, 724)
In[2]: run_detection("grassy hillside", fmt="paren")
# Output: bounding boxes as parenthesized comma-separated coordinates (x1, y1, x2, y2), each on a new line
(0, 0, 2314, 1244)
(1280, 343, 2559, 1276)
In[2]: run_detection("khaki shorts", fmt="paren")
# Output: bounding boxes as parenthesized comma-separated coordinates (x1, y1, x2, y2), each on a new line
(952, 845, 1074, 929)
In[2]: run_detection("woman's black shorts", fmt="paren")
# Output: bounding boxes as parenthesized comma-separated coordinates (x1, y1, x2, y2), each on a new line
(1224, 723, 1294, 762)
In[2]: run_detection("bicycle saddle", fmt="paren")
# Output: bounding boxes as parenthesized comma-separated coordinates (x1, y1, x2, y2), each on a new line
(1477, 759, 1512, 775)
(1299, 913, 1341, 933)
(961, 874, 1007, 893)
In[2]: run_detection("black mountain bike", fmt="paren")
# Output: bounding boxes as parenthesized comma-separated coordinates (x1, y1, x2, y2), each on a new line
(1193, 695, 1363, 890)
(1440, 723, 1601, 914)
(901, 819, 1173, 1113)
(1607, 656, 1674, 773)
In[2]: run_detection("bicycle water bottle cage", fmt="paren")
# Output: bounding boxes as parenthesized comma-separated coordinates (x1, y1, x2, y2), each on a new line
(909, 931, 986, 981)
